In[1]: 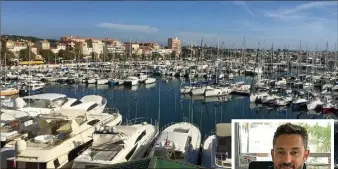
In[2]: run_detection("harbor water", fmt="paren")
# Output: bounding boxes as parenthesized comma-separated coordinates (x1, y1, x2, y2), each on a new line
(43, 76, 324, 138)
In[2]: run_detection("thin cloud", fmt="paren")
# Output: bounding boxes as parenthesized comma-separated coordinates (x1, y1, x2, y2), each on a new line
(179, 31, 219, 39)
(232, 1, 255, 18)
(96, 22, 159, 33)
(280, 1, 337, 15)
(264, 1, 337, 21)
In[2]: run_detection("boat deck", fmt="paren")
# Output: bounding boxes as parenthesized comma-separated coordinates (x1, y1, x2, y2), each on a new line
(83, 143, 124, 161)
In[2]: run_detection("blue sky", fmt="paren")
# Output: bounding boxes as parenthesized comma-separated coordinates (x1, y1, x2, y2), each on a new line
(1, 1, 337, 50)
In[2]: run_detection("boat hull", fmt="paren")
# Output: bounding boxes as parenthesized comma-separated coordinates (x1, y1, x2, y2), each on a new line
(19, 88, 44, 96)
(0, 89, 19, 96)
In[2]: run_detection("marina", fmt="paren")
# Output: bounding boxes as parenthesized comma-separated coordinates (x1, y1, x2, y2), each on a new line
(1, 1, 337, 167)
(0, 59, 336, 168)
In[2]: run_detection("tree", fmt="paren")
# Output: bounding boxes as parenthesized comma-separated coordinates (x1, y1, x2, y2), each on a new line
(301, 123, 331, 153)
(106, 53, 113, 61)
(141, 54, 147, 61)
(1, 48, 16, 65)
(171, 51, 177, 60)
(78, 54, 85, 61)
(19, 48, 36, 61)
(91, 52, 99, 61)
(131, 53, 138, 60)
(152, 52, 161, 60)
(86, 39, 93, 48)
(164, 54, 170, 60)
(58, 49, 75, 60)
(117, 54, 125, 61)
(39, 49, 55, 62)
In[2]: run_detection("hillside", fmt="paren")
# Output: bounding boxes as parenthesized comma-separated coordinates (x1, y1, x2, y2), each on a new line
(1, 34, 59, 46)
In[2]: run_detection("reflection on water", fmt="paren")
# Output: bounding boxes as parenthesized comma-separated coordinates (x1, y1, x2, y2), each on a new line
(181, 94, 232, 103)
(144, 83, 156, 89)
(96, 85, 109, 90)
(204, 95, 232, 103)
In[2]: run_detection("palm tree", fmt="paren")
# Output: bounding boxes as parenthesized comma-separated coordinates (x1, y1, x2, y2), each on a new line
(301, 123, 331, 153)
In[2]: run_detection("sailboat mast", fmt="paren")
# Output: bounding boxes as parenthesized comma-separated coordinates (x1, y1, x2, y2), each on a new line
(157, 82, 160, 127)
(306, 44, 308, 76)
(199, 37, 204, 63)
(320, 38, 323, 76)
(28, 41, 31, 100)
(0, 40, 3, 85)
(334, 43, 337, 68)
(298, 40, 301, 76)
(243, 35, 246, 64)
(129, 37, 132, 74)
(287, 44, 290, 76)
(270, 43, 273, 78)
(217, 37, 219, 61)
(3, 40, 7, 84)
(325, 41, 328, 72)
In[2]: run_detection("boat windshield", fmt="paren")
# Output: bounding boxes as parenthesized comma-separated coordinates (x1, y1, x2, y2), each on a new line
(153, 149, 185, 160)
(23, 99, 50, 108)
(73, 162, 99, 169)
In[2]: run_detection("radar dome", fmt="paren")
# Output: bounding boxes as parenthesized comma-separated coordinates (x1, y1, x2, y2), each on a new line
(14, 98, 26, 109)
(15, 139, 26, 154)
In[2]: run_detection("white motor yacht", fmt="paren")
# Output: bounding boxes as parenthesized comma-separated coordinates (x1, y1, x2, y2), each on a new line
(144, 77, 156, 84)
(0, 93, 79, 126)
(124, 77, 139, 86)
(68, 95, 108, 114)
(4, 109, 122, 169)
(148, 122, 201, 165)
(205, 87, 232, 97)
(202, 123, 231, 168)
(72, 119, 159, 168)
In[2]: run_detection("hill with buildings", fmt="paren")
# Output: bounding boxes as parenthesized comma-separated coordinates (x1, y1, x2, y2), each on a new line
(1, 34, 59, 46)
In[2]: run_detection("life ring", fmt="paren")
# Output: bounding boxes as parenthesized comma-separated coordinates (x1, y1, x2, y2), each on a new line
(11, 121, 20, 127)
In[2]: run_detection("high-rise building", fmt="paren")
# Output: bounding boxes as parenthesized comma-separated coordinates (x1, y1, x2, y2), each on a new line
(168, 37, 181, 55)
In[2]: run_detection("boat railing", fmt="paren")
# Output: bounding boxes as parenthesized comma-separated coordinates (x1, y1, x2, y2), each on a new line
(216, 152, 231, 166)
(160, 121, 199, 132)
(125, 117, 158, 127)
(203, 130, 216, 141)
(160, 122, 179, 132)
(22, 113, 120, 150)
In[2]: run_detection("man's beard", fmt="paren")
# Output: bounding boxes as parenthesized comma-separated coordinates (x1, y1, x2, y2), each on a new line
(278, 163, 296, 169)
(275, 162, 304, 169)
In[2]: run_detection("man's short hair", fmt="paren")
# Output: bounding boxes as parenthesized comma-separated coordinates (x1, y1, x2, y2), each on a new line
(273, 123, 308, 149)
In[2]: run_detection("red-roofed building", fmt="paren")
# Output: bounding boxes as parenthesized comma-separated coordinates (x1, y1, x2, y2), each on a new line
(61, 36, 86, 50)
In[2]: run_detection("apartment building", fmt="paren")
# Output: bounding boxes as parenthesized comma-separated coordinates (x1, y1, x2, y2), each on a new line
(103, 38, 125, 55)
(34, 40, 50, 51)
(168, 37, 181, 55)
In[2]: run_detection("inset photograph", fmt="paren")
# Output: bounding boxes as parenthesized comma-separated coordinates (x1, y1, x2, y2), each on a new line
(232, 120, 334, 169)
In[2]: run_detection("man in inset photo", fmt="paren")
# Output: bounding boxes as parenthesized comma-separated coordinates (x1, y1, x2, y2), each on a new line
(271, 123, 310, 169)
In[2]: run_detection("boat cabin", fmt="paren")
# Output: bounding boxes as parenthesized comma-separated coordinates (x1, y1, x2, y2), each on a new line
(21, 93, 69, 109)
(152, 132, 192, 162)
(215, 123, 231, 168)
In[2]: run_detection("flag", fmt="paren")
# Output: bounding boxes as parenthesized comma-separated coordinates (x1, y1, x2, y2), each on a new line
(165, 133, 168, 146)
(13, 158, 16, 168)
